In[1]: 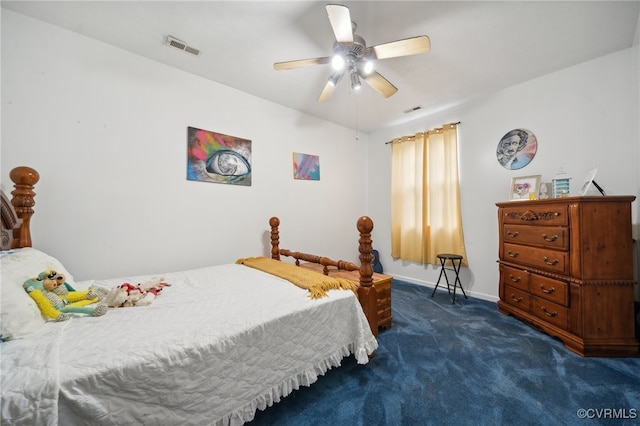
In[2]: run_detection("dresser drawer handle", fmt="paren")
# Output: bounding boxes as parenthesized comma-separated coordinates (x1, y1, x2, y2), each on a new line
(542, 234, 558, 242)
(510, 294, 523, 303)
(540, 306, 557, 317)
(542, 256, 559, 266)
(507, 251, 519, 258)
(506, 231, 519, 238)
(540, 285, 555, 294)
(508, 274, 521, 283)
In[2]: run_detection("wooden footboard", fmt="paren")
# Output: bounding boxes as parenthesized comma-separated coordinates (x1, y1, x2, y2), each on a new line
(269, 216, 379, 337)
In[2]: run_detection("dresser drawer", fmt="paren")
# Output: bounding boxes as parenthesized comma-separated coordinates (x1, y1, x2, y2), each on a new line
(500, 265, 529, 292)
(503, 285, 531, 312)
(503, 224, 568, 250)
(501, 203, 568, 226)
(503, 243, 569, 274)
(374, 279, 392, 329)
(530, 274, 568, 307)
(375, 280, 391, 315)
(378, 305, 392, 325)
(532, 296, 569, 329)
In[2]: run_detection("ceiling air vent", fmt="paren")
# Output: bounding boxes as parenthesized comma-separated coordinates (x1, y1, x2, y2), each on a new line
(404, 106, 422, 114)
(166, 36, 201, 56)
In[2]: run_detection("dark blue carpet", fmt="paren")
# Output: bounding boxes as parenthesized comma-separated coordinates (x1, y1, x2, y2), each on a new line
(250, 281, 640, 425)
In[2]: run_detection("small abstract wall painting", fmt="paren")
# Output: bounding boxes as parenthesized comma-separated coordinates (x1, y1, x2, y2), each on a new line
(293, 152, 320, 180)
(187, 126, 252, 186)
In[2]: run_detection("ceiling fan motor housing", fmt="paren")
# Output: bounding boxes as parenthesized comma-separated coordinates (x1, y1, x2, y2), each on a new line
(351, 34, 367, 57)
(334, 34, 366, 61)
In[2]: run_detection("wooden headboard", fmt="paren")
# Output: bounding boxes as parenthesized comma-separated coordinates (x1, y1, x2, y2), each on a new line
(1, 166, 40, 249)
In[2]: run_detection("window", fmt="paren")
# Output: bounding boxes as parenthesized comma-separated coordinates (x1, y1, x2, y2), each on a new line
(390, 123, 467, 265)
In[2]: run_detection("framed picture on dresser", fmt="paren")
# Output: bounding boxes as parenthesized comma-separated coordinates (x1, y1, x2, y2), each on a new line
(508, 175, 540, 201)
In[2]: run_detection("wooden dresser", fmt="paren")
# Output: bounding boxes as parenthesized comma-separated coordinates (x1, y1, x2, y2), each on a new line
(496, 196, 638, 357)
(299, 262, 393, 330)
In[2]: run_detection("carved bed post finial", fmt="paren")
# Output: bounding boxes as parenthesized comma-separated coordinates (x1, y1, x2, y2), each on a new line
(269, 216, 280, 260)
(357, 216, 374, 287)
(356, 215, 378, 337)
(9, 166, 40, 248)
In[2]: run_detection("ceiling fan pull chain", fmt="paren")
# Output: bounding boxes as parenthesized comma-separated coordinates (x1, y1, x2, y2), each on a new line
(355, 95, 359, 140)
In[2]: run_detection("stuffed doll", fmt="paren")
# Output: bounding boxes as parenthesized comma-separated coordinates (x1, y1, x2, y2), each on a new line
(44, 270, 110, 301)
(23, 269, 108, 322)
(104, 276, 168, 308)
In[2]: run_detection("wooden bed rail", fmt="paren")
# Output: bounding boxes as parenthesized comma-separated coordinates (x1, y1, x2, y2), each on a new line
(269, 215, 379, 335)
(269, 216, 373, 286)
(277, 249, 359, 274)
(2, 166, 39, 249)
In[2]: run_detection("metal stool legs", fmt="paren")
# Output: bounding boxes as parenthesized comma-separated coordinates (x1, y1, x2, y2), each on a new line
(431, 254, 467, 304)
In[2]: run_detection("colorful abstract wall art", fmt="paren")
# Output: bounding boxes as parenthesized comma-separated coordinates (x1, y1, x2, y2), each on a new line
(293, 152, 320, 181)
(187, 126, 252, 186)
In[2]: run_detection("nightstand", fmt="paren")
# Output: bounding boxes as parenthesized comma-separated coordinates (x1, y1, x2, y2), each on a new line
(299, 262, 392, 330)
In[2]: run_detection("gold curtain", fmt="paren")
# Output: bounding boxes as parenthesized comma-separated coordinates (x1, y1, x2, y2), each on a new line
(390, 123, 468, 265)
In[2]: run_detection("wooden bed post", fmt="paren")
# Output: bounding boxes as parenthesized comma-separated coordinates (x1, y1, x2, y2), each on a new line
(357, 216, 379, 337)
(269, 216, 280, 260)
(9, 166, 39, 248)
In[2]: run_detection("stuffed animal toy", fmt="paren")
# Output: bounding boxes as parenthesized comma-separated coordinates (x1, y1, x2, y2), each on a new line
(103, 284, 129, 308)
(119, 283, 154, 307)
(46, 271, 110, 301)
(23, 269, 108, 322)
(104, 276, 168, 308)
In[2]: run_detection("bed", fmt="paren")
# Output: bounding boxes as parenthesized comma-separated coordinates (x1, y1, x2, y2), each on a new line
(0, 166, 378, 425)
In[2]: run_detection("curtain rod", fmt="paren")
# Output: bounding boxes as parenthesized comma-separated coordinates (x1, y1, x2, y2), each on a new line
(385, 121, 461, 144)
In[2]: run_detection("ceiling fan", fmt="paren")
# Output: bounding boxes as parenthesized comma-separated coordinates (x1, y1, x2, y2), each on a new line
(274, 4, 431, 102)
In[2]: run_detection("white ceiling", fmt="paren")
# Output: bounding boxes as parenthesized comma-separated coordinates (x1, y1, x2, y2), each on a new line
(2, 1, 639, 134)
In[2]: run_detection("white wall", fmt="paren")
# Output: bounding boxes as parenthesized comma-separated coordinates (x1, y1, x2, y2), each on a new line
(3, 10, 639, 303)
(368, 48, 639, 301)
(1, 11, 369, 280)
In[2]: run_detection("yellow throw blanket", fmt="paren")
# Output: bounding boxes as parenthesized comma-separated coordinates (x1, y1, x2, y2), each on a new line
(236, 256, 357, 299)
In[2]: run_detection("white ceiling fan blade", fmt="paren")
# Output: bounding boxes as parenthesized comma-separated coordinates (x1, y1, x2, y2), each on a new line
(326, 4, 353, 44)
(317, 80, 338, 102)
(369, 36, 431, 60)
(363, 72, 398, 98)
(274, 57, 331, 70)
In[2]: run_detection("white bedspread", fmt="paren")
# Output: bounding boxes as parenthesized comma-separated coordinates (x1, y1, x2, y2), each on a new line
(1, 264, 377, 425)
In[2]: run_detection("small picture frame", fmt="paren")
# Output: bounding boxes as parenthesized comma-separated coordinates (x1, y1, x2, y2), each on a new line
(579, 166, 605, 196)
(538, 182, 551, 199)
(509, 175, 541, 201)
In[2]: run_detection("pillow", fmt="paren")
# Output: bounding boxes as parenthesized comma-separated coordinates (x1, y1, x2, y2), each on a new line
(0, 248, 77, 340)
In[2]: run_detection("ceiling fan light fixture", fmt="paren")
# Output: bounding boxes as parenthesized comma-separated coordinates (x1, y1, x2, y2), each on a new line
(328, 72, 342, 86)
(331, 54, 345, 71)
(360, 60, 374, 75)
(350, 72, 362, 91)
